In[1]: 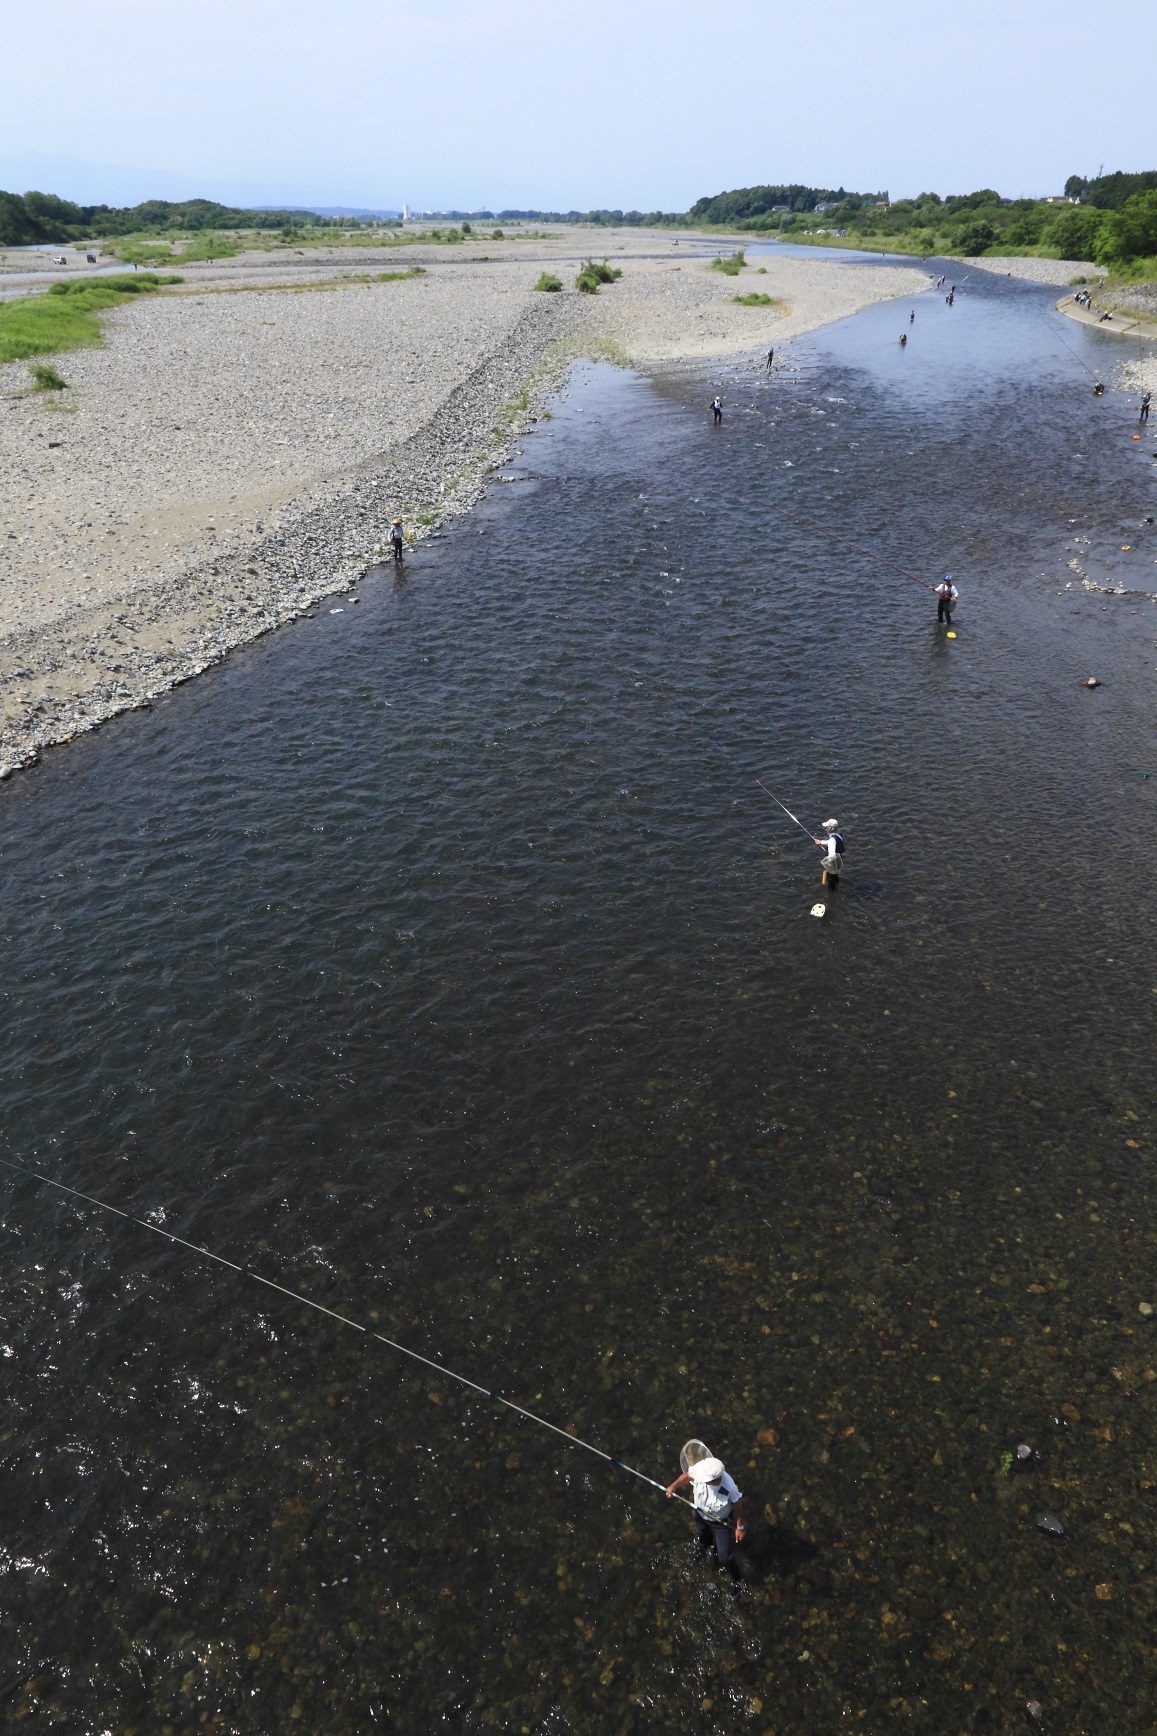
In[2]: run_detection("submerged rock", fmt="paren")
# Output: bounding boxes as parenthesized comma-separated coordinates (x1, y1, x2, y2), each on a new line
(1035, 1514, 1065, 1537)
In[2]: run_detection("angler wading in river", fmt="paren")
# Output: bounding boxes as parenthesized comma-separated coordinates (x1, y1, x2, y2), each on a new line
(666, 1441, 746, 1587)
(815, 819, 846, 888)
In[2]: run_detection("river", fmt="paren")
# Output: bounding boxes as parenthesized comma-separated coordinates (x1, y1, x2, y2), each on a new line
(0, 259, 1154, 1730)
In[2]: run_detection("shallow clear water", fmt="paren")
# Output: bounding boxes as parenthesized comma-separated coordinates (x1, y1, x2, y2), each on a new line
(1, 268, 1156, 1731)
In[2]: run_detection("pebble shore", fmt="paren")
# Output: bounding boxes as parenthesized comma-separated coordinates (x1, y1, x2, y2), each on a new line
(958, 255, 1098, 286)
(0, 230, 926, 776)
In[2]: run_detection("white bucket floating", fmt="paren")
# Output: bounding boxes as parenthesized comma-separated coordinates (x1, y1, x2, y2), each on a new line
(810, 902, 827, 918)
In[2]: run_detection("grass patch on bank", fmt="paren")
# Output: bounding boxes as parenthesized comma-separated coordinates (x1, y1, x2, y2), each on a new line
(108, 242, 180, 265)
(0, 273, 183, 364)
(711, 250, 746, 275)
(577, 334, 631, 367)
(732, 291, 775, 306)
(172, 268, 424, 299)
(28, 362, 68, 390)
(355, 268, 425, 285)
(534, 272, 563, 292)
(177, 232, 244, 262)
(1107, 254, 1157, 285)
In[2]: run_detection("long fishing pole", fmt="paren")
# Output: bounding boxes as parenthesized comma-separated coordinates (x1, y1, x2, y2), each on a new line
(771, 500, 937, 592)
(755, 779, 817, 841)
(1046, 302, 1101, 379)
(0, 1157, 695, 1510)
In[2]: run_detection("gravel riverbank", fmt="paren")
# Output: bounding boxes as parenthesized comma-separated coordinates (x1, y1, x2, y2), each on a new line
(957, 255, 1099, 285)
(0, 230, 926, 776)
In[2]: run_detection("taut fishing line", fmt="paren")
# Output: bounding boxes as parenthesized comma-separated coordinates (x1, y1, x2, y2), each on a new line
(0, 1157, 695, 1509)
(771, 495, 936, 592)
(754, 780, 816, 840)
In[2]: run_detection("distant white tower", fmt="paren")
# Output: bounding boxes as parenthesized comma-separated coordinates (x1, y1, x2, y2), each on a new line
(402, 203, 411, 221)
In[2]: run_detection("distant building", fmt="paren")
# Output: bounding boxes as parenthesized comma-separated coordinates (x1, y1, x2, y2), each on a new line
(402, 203, 411, 221)
(1042, 195, 1077, 204)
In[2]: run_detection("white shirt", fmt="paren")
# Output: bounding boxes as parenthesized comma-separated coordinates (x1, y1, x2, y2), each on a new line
(691, 1468, 742, 1521)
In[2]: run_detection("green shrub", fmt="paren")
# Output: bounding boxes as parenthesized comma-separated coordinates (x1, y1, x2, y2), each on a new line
(711, 250, 746, 275)
(491, 228, 504, 239)
(29, 362, 67, 390)
(575, 258, 622, 293)
(1002, 209, 1048, 247)
(953, 219, 997, 256)
(1095, 191, 1157, 266)
(732, 292, 773, 306)
(534, 272, 563, 292)
(1044, 203, 1107, 261)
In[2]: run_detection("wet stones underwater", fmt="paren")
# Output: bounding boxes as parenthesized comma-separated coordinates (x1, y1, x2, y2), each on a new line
(0, 273, 1156, 1731)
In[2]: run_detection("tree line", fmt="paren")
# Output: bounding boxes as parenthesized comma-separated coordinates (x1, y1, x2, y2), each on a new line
(0, 193, 364, 247)
(690, 174, 1157, 265)
(3, 173, 1156, 268)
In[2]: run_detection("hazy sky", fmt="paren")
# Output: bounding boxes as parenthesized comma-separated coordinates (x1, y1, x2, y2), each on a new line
(3, 0, 1153, 211)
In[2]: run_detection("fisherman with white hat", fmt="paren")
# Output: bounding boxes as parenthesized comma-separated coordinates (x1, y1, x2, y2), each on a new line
(814, 818, 845, 889)
(665, 1440, 746, 1580)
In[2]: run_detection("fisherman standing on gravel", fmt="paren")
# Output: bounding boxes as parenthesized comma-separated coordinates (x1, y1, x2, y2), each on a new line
(666, 1442, 746, 1582)
(388, 517, 405, 562)
(1142, 391, 1152, 425)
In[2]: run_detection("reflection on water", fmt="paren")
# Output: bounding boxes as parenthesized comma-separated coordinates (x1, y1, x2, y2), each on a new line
(0, 268, 1155, 1730)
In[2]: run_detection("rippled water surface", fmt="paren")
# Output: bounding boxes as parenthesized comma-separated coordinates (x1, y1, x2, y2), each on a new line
(1, 265, 1156, 1731)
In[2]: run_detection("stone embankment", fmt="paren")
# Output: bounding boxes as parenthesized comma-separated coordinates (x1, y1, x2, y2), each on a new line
(960, 255, 1098, 286)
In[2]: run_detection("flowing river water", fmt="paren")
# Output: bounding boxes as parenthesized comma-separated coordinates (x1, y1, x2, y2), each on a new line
(1, 260, 1155, 1731)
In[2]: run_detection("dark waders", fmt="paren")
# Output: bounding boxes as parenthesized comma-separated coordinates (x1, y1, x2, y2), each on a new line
(695, 1511, 740, 1578)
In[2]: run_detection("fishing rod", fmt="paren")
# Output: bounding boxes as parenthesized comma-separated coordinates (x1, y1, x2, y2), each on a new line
(0, 1157, 695, 1510)
(755, 779, 818, 842)
(771, 499, 937, 592)
(1046, 304, 1100, 380)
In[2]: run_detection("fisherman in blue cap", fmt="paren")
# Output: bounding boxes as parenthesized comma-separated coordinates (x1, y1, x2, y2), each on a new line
(935, 574, 958, 625)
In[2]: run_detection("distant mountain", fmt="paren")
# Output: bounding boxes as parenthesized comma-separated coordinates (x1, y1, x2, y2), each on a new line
(290, 207, 401, 218)
(0, 150, 397, 215)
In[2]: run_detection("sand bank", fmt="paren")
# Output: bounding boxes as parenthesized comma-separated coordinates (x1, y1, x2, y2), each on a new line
(0, 228, 927, 775)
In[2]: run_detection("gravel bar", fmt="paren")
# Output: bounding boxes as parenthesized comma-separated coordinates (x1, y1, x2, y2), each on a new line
(0, 229, 929, 777)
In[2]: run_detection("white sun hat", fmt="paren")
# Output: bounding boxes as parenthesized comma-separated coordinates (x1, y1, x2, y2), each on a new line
(688, 1456, 725, 1483)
